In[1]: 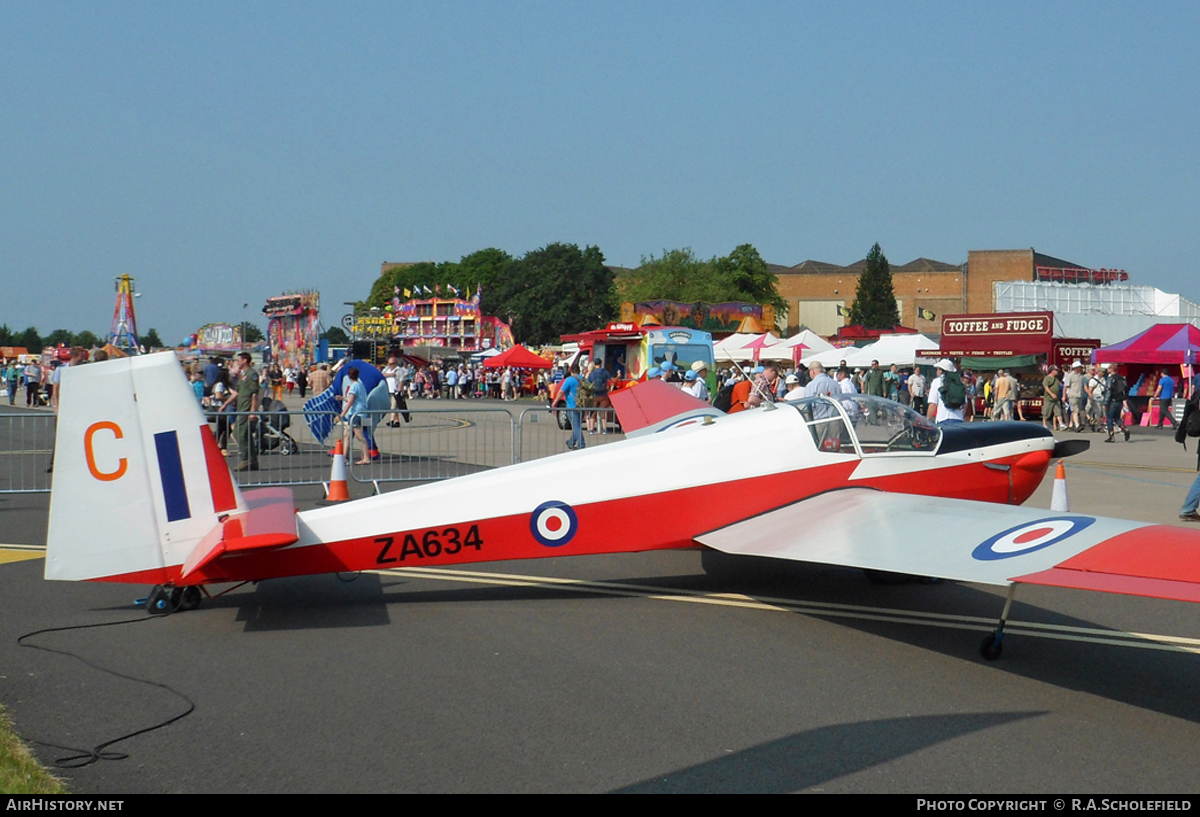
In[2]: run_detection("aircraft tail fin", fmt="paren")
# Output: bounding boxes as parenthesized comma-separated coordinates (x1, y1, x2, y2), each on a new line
(46, 353, 247, 583)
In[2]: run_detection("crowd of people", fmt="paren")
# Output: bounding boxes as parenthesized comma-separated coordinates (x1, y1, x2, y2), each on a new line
(2, 351, 113, 409)
(7, 342, 1200, 525)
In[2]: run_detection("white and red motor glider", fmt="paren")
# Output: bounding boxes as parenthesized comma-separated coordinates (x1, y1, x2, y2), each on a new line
(46, 354, 1200, 659)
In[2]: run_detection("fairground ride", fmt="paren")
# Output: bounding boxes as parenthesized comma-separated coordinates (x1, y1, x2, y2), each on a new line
(108, 274, 141, 354)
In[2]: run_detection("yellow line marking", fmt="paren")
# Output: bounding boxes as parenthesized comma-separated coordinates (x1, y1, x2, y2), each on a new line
(374, 566, 1200, 654)
(0, 545, 44, 564)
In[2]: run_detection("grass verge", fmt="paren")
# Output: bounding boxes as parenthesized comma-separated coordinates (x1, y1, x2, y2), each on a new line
(0, 703, 65, 794)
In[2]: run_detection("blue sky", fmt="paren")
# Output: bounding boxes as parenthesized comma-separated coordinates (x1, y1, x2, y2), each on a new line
(3, 2, 1198, 343)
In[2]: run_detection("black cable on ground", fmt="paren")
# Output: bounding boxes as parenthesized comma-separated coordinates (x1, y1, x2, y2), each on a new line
(16, 614, 196, 769)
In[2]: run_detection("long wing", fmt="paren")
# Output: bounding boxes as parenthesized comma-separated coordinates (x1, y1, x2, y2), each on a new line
(695, 488, 1200, 604)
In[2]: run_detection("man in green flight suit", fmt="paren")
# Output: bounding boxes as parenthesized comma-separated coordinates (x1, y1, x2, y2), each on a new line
(233, 352, 259, 472)
(864, 360, 885, 397)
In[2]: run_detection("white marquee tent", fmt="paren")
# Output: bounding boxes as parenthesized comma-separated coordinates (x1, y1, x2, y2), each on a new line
(800, 334, 939, 369)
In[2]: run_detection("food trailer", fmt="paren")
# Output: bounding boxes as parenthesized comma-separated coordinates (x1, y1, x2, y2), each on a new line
(562, 323, 716, 388)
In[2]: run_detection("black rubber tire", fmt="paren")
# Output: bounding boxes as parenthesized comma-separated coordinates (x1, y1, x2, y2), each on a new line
(980, 634, 1003, 661)
(178, 586, 203, 611)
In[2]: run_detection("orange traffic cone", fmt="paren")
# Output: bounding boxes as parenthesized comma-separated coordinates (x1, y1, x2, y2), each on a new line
(1050, 459, 1069, 512)
(322, 439, 351, 503)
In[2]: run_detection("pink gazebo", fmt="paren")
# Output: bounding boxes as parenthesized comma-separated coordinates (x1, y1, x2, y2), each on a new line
(1092, 324, 1200, 365)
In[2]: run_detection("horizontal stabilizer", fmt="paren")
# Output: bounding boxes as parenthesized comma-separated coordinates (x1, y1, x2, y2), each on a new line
(609, 379, 723, 437)
(181, 487, 299, 580)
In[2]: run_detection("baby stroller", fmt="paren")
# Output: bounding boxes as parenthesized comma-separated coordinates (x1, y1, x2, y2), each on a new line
(255, 397, 300, 455)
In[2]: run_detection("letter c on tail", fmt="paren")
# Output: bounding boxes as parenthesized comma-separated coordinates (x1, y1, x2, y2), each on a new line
(85, 421, 127, 481)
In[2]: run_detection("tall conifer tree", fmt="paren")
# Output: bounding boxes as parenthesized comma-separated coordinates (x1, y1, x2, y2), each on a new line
(847, 243, 900, 328)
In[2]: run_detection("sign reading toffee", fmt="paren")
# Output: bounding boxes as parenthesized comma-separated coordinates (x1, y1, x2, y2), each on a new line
(939, 311, 1054, 357)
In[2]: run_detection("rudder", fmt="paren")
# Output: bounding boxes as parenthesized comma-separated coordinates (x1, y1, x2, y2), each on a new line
(46, 353, 246, 582)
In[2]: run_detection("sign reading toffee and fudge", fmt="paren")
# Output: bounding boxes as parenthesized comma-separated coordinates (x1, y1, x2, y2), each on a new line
(939, 311, 1099, 366)
(939, 312, 1054, 357)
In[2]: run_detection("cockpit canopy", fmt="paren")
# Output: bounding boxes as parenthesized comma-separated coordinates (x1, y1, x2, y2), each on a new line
(784, 394, 942, 455)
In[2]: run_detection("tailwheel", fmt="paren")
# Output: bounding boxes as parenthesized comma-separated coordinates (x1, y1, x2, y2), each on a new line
(178, 586, 203, 611)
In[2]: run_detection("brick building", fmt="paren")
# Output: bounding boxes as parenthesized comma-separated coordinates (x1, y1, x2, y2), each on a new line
(772, 249, 1117, 336)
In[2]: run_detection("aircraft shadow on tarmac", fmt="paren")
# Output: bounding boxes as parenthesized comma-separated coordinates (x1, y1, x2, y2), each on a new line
(198, 553, 1200, 726)
(610, 711, 1044, 794)
(228, 573, 393, 631)
(693, 553, 1200, 725)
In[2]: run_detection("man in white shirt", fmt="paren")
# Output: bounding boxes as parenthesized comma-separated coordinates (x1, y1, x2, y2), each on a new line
(782, 373, 805, 402)
(907, 370, 927, 416)
(681, 370, 708, 400)
(927, 358, 965, 424)
(836, 368, 858, 394)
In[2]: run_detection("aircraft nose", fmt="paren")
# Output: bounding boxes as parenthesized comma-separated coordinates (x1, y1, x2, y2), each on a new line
(935, 421, 1056, 456)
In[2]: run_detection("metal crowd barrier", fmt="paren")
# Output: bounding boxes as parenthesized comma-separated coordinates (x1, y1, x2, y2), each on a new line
(345, 407, 517, 483)
(0, 404, 628, 494)
(213, 409, 341, 487)
(0, 412, 57, 493)
(516, 406, 624, 463)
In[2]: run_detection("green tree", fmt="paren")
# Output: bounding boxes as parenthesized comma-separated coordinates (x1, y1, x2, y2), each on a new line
(715, 244, 787, 315)
(459, 248, 515, 316)
(143, 328, 164, 349)
(43, 329, 74, 349)
(367, 259, 486, 309)
(847, 243, 900, 328)
(243, 324, 265, 343)
(369, 261, 440, 308)
(321, 327, 349, 344)
(73, 330, 101, 349)
(17, 327, 41, 351)
(621, 244, 785, 317)
(499, 243, 617, 344)
(620, 249, 723, 304)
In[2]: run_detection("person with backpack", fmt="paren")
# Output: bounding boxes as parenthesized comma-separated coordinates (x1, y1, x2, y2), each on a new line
(1103, 363, 1132, 443)
(1176, 389, 1200, 521)
(927, 359, 965, 424)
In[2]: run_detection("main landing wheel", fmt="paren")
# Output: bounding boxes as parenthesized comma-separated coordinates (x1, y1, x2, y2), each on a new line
(980, 633, 1003, 661)
(178, 586, 203, 611)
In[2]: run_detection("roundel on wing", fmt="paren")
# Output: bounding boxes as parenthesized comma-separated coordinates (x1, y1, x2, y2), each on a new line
(530, 501, 578, 547)
(972, 516, 1095, 561)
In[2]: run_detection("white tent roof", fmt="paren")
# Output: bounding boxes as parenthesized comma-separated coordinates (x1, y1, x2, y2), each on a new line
(802, 346, 856, 369)
(801, 334, 939, 369)
(713, 332, 787, 363)
(780, 330, 835, 354)
(713, 333, 757, 355)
